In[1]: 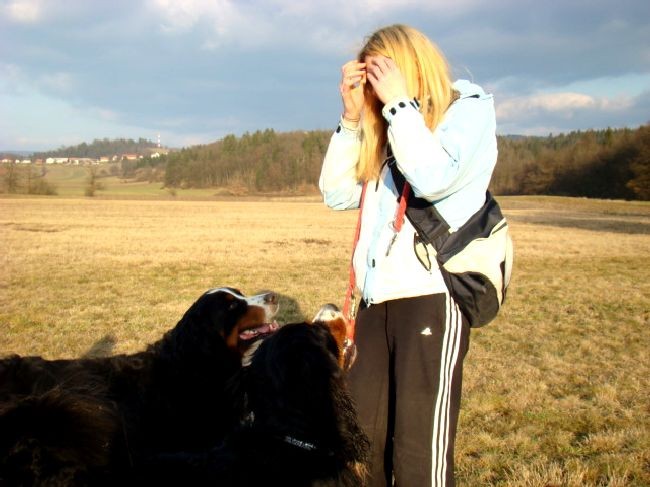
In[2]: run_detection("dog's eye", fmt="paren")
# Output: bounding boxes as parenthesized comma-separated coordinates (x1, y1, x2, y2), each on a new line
(228, 301, 240, 311)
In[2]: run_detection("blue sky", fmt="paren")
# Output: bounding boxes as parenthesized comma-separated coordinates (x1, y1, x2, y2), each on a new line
(1, 0, 649, 151)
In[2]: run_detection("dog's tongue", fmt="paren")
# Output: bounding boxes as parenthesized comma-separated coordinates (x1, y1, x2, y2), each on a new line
(239, 321, 279, 341)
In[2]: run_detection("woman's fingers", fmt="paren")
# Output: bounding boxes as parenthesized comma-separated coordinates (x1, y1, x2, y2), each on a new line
(342, 60, 366, 73)
(341, 61, 366, 88)
(339, 60, 367, 120)
(365, 57, 384, 85)
(366, 56, 395, 77)
(342, 71, 365, 83)
(379, 56, 395, 71)
(364, 56, 408, 104)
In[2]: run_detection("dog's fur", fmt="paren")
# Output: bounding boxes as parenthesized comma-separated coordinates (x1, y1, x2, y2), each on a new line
(0, 287, 279, 486)
(140, 305, 369, 486)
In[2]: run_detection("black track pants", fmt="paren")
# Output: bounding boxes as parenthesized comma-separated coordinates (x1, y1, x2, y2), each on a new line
(348, 293, 470, 487)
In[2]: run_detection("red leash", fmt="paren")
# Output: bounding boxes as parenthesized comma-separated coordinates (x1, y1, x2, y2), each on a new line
(342, 183, 366, 340)
(342, 179, 411, 340)
(393, 182, 410, 233)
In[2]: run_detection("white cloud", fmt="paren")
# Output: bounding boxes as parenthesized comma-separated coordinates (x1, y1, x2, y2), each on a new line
(146, 0, 484, 53)
(149, 0, 240, 34)
(0, 90, 159, 151)
(496, 92, 635, 121)
(94, 108, 120, 122)
(0, 63, 25, 94)
(269, 0, 485, 16)
(495, 90, 647, 135)
(361, 0, 484, 14)
(2, 0, 648, 149)
(0, 64, 77, 98)
(2, 0, 42, 23)
(39, 72, 76, 94)
(148, 0, 301, 50)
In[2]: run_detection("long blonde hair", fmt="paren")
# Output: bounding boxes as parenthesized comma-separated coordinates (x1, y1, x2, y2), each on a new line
(357, 25, 457, 181)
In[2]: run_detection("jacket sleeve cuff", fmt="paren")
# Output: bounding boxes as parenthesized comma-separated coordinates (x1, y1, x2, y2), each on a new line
(335, 117, 361, 139)
(381, 97, 421, 124)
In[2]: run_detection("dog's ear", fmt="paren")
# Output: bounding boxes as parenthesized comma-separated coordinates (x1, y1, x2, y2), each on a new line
(312, 304, 350, 368)
(325, 319, 347, 360)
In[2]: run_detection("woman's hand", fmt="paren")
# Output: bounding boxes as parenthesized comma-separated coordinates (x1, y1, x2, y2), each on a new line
(339, 60, 366, 122)
(366, 56, 409, 105)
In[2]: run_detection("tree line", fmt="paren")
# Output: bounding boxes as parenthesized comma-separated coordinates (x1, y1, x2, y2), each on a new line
(32, 138, 158, 159)
(159, 125, 649, 200)
(3, 126, 647, 199)
(1, 164, 57, 195)
(493, 125, 649, 199)
(162, 129, 330, 192)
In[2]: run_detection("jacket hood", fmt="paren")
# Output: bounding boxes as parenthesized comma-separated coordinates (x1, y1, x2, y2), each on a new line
(453, 79, 490, 99)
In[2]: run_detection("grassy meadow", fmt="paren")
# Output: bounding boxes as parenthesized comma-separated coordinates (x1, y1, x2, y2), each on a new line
(1, 194, 648, 486)
(38, 164, 223, 199)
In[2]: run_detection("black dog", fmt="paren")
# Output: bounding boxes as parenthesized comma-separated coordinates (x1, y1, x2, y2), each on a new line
(0, 287, 279, 486)
(141, 304, 369, 486)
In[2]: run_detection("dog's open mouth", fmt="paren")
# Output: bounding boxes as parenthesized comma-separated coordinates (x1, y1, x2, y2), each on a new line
(238, 321, 280, 342)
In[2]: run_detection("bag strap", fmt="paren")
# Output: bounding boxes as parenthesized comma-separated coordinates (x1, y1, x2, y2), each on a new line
(342, 183, 367, 340)
(388, 161, 452, 248)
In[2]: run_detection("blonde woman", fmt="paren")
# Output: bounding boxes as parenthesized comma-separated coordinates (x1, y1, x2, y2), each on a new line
(319, 25, 498, 486)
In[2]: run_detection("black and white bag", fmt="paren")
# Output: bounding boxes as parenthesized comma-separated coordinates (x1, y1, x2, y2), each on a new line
(390, 162, 513, 327)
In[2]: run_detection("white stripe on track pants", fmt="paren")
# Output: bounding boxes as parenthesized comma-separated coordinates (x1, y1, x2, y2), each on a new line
(347, 293, 470, 487)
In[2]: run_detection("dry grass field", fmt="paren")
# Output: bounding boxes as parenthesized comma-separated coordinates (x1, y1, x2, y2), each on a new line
(1, 194, 648, 486)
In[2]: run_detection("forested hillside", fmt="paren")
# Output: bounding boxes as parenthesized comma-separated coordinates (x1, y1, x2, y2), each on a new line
(4, 126, 646, 199)
(494, 125, 649, 199)
(158, 125, 649, 199)
(163, 129, 330, 192)
(32, 138, 158, 159)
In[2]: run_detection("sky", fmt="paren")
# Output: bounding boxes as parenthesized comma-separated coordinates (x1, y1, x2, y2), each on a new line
(1, 0, 649, 152)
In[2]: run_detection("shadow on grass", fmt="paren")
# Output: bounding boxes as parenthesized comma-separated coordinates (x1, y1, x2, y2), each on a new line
(507, 213, 650, 235)
(82, 334, 117, 358)
(249, 291, 306, 324)
(249, 291, 340, 324)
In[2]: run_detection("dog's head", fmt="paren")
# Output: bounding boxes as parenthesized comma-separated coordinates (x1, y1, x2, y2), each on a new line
(312, 304, 357, 371)
(239, 304, 368, 481)
(244, 304, 355, 417)
(171, 287, 280, 363)
(244, 319, 347, 442)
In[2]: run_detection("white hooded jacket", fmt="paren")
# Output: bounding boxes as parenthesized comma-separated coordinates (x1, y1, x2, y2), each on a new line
(319, 80, 498, 305)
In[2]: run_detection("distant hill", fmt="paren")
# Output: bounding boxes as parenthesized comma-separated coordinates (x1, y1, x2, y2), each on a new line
(158, 125, 649, 200)
(3, 125, 648, 200)
(162, 129, 330, 193)
(494, 125, 649, 199)
(0, 151, 34, 159)
(32, 138, 159, 159)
